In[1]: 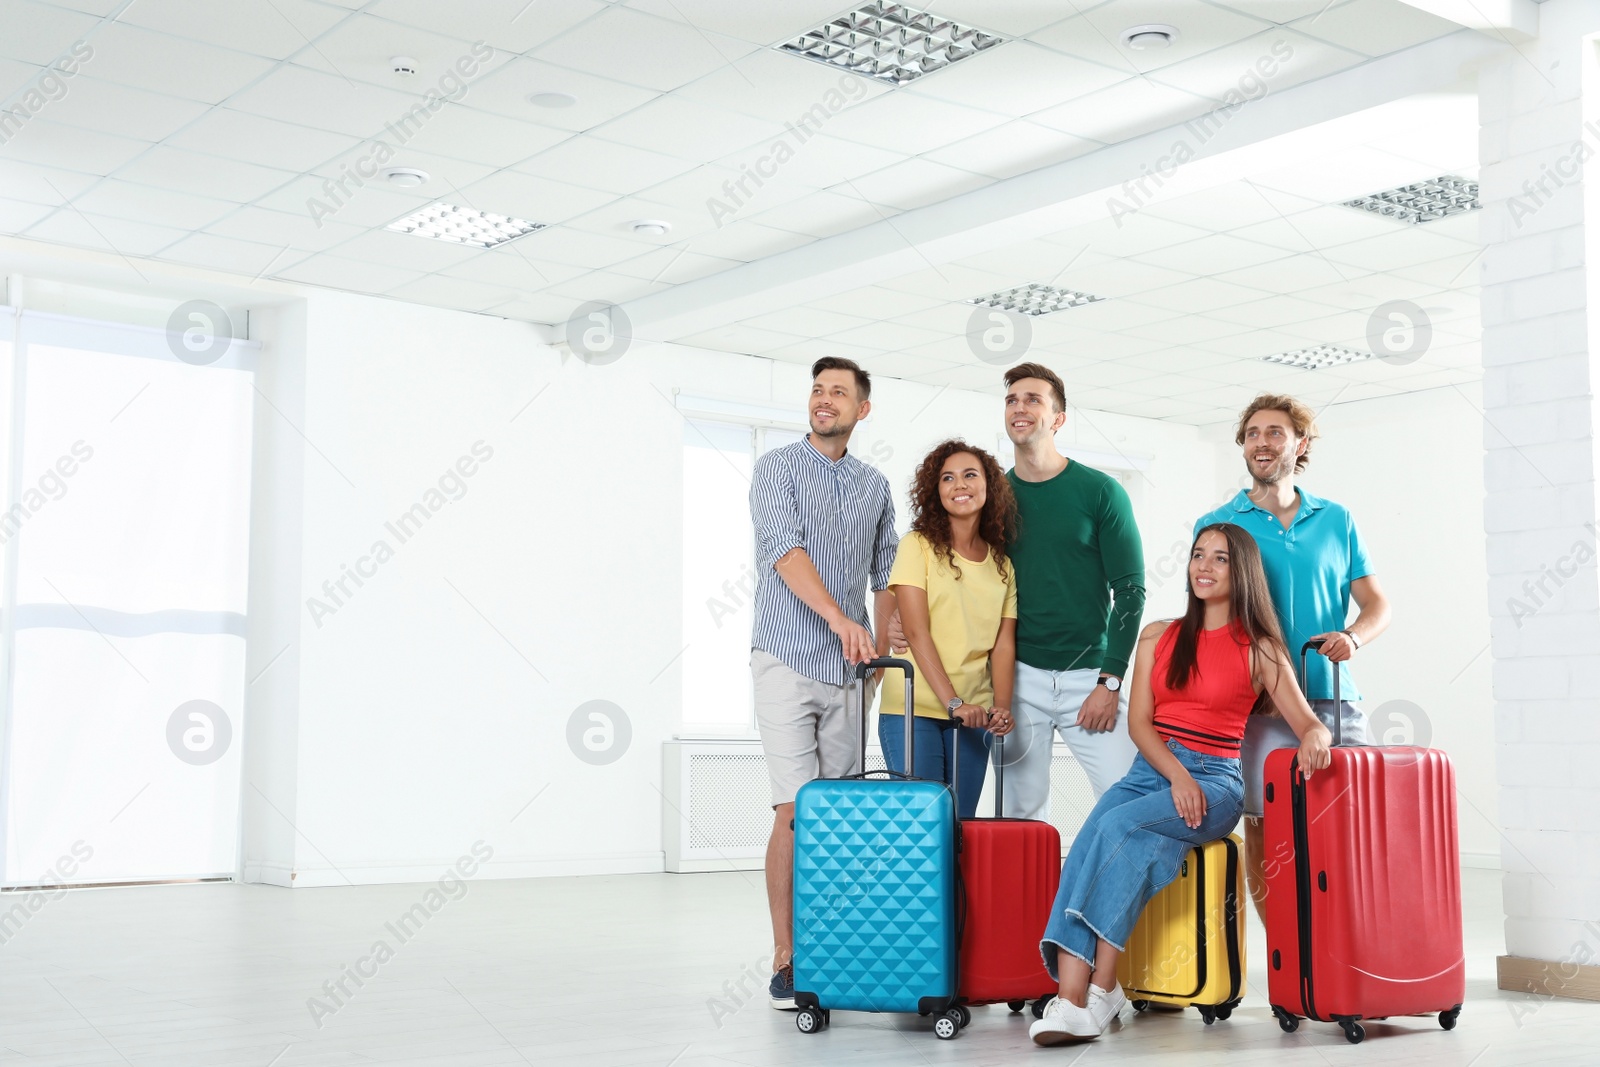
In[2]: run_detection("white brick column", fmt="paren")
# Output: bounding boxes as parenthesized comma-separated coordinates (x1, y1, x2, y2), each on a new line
(1479, 0, 1600, 997)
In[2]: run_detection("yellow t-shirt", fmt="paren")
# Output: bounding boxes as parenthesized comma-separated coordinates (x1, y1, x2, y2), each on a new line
(887, 530, 1018, 719)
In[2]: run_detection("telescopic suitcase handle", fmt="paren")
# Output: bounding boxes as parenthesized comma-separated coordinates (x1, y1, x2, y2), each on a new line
(856, 657, 917, 770)
(1300, 639, 1343, 747)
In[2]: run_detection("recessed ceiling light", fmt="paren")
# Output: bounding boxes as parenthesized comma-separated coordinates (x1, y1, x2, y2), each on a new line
(778, 2, 1003, 86)
(968, 283, 1103, 316)
(1261, 344, 1372, 370)
(629, 219, 671, 237)
(1122, 24, 1178, 50)
(1342, 175, 1480, 224)
(528, 91, 578, 108)
(386, 202, 545, 249)
(383, 167, 430, 189)
(390, 55, 418, 76)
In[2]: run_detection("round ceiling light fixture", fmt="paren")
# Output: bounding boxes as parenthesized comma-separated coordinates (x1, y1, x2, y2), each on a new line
(1121, 24, 1179, 50)
(630, 219, 671, 237)
(528, 91, 579, 108)
(383, 167, 430, 188)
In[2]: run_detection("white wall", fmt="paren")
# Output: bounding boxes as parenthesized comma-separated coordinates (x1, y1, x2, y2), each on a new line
(238, 284, 1222, 885)
(1201, 385, 1497, 864)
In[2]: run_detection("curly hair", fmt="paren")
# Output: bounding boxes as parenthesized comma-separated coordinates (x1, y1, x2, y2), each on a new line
(908, 439, 1018, 581)
(1235, 393, 1318, 474)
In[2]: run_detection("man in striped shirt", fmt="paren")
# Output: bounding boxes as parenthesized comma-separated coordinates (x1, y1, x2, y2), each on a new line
(750, 356, 898, 1009)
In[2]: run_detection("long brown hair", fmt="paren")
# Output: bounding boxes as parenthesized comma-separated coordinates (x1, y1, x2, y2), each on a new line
(1164, 523, 1288, 691)
(908, 440, 1017, 581)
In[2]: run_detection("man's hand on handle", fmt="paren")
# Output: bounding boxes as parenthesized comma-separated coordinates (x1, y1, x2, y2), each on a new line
(829, 614, 876, 665)
(1309, 630, 1357, 663)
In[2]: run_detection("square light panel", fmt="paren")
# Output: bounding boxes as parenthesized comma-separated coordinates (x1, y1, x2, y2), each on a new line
(1342, 175, 1479, 224)
(1261, 344, 1372, 370)
(386, 202, 545, 248)
(778, 2, 1003, 86)
(968, 282, 1103, 316)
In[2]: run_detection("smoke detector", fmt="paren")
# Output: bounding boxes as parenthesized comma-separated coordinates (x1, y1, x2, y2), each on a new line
(629, 219, 671, 237)
(383, 168, 430, 189)
(391, 55, 418, 76)
(1121, 24, 1178, 50)
(528, 91, 579, 108)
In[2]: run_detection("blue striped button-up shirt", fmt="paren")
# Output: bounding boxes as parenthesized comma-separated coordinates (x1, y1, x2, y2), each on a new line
(750, 437, 897, 686)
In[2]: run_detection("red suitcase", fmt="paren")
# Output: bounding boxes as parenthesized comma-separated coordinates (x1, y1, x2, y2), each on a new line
(956, 731, 1061, 1015)
(1263, 641, 1465, 1044)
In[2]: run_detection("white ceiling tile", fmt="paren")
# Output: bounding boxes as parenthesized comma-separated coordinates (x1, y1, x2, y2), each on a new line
(452, 56, 658, 131)
(741, 306, 873, 336)
(1214, 252, 1352, 293)
(509, 226, 656, 271)
(0, 158, 101, 203)
(679, 323, 807, 354)
(1114, 396, 1219, 420)
(254, 175, 431, 228)
(226, 64, 429, 137)
(1063, 386, 1151, 413)
(560, 194, 718, 246)
(762, 337, 882, 365)
(806, 286, 948, 319)
(68, 179, 237, 230)
(880, 264, 1019, 303)
(323, 228, 487, 274)
(1138, 182, 1320, 232)
(1322, 227, 1480, 273)
(540, 268, 669, 303)
(678, 221, 813, 261)
(1287, 0, 1457, 57)
(827, 320, 946, 352)
(437, 249, 588, 290)
(204, 205, 367, 253)
(835, 157, 992, 213)
(1044, 298, 1181, 332)
(385, 273, 522, 313)
(954, 243, 1115, 282)
(118, 0, 350, 61)
(1032, 77, 1220, 144)
(315, 147, 498, 200)
(287, 13, 487, 87)
(912, 0, 1075, 35)
(1032, 1, 1275, 74)
(22, 208, 189, 258)
(164, 109, 354, 172)
(0, 120, 151, 173)
(1045, 213, 1212, 258)
(1207, 293, 1353, 329)
(1051, 258, 1194, 299)
(1115, 347, 1244, 375)
(368, 0, 609, 56)
(531, 6, 756, 93)
(609, 246, 742, 285)
(589, 95, 780, 161)
(84, 23, 277, 102)
(922, 120, 1099, 180)
(513, 136, 699, 196)
(821, 92, 1010, 156)
(455, 170, 618, 228)
(888, 302, 981, 335)
(627, 0, 847, 45)
(1133, 233, 1290, 275)
(674, 44, 892, 123)
(1231, 205, 1404, 252)
(273, 253, 424, 292)
(857, 350, 964, 381)
(26, 76, 209, 142)
(480, 292, 582, 324)
(1136, 275, 1275, 313)
(907, 41, 1127, 114)
(1146, 29, 1365, 101)
(0, 197, 54, 232)
(1386, 251, 1483, 288)
(0, 56, 37, 99)
(745, 189, 896, 239)
(1207, 0, 1335, 23)
(387, 103, 568, 168)
(1120, 315, 1252, 345)
(0, 2, 98, 64)
(113, 146, 298, 203)
(1249, 146, 1448, 204)
(160, 232, 308, 277)
(711, 134, 903, 199)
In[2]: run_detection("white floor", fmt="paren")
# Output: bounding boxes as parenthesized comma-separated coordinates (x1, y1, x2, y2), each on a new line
(0, 867, 1592, 1066)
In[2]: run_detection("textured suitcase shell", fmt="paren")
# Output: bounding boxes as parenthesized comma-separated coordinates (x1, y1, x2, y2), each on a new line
(957, 817, 1060, 1005)
(1264, 746, 1465, 1025)
(793, 777, 959, 1014)
(1117, 835, 1245, 1014)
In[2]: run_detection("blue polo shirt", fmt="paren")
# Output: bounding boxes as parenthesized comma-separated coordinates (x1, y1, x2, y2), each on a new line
(1194, 489, 1372, 701)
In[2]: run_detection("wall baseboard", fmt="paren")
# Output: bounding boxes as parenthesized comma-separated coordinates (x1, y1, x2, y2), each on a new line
(249, 852, 665, 888)
(1498, 955, 1600, 1002)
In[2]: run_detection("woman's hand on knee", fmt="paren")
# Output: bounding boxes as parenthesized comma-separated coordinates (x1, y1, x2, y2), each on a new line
(1170, 772, 1207, 830)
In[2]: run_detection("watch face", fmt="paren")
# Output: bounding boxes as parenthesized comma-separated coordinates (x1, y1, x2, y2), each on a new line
(1101, 676, 1120, 692)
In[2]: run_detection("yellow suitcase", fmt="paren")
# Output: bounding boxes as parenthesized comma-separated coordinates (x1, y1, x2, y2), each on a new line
(1116, 834, 1244, 1024)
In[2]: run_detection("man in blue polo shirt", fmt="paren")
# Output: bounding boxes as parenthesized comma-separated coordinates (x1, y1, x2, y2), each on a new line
(1195, 393, 1392, 921)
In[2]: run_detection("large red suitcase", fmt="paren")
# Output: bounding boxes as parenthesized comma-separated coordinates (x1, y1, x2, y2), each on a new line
(1263, 642, 1465, 1044)
(957, 731, 1061, 1014)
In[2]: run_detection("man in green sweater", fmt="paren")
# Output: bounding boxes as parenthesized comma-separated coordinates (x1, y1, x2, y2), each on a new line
(998, 363, 1145, 816)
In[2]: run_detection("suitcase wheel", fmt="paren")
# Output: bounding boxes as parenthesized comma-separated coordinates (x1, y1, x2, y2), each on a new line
(1214, 1004, 1233, 1021)
(1007, 1000, 1026, 1014)
(934, 1010, 961, 1040)
(1199, 1007, 1216, 1025)
(1440, 1005, 1461, 1030)
(956, 1004, 971, 1028)
(1031, 996, 1050, 1019)
(1130, 999, 1149, 1013)
(1272, 1007, 1299, 1033)
(796, 1008, 825, 1034)
(1339, 1020, 1365, 1044)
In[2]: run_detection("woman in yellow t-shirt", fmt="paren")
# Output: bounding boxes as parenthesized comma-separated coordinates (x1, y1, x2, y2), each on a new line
(884, 439, 1019, 818)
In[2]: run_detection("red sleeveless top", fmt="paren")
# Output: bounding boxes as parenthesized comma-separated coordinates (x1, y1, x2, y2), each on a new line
(1149, 621, 1257, 757)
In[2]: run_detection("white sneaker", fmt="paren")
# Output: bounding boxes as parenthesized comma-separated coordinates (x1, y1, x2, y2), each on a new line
(1089, 983, 1126, 1030)
(1029, 996, 1101, 1046)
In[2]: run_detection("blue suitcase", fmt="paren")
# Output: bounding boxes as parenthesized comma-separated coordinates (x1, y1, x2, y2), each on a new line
(792, 658, 965, 1039)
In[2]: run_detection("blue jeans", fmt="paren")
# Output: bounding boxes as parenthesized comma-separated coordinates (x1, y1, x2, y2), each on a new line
(1040, 741, 1245, 978)
(877, 714, 991, 819)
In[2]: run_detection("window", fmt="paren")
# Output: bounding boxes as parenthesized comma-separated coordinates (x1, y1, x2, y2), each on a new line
(680, 418, 803, 734)
(0, 307, 256, 885)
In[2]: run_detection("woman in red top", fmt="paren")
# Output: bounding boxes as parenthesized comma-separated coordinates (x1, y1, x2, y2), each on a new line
(1030, 523, 1332, 1046)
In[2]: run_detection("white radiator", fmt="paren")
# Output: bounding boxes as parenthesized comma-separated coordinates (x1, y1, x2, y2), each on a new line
(660, 738, 1096, 871)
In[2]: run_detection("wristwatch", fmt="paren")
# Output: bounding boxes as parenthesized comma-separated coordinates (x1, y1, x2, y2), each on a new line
(945, 696, 964, 714)
(1342, 629, 1362, 650)
(1097, 675, 1122, 692)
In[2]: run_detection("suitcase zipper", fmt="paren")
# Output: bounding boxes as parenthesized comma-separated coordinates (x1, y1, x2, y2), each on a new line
(1222, 837, 1242, 1001)
(1290, 760, 1320, 1021)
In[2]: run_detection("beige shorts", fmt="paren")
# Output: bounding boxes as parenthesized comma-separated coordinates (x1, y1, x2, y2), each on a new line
(751, 649, 871, 807)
